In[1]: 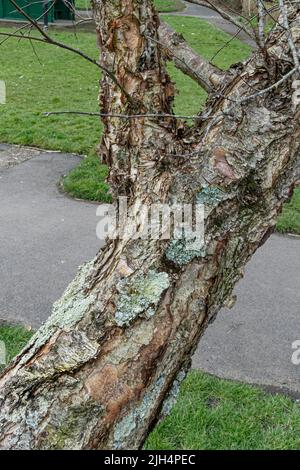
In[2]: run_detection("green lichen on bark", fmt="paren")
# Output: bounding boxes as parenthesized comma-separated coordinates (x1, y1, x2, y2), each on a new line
(159, 368, 187, 420)
(37, 400, 104, 450)
(197, 186, 225, 206)
(166, 237, 205, 266)
(17, 259, 97, 367)
(165, 186, 225, 267)
(115, 270, 170, 327)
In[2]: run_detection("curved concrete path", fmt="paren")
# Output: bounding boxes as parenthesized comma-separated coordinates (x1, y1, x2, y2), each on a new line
(0, 145, 101, 327)
(1, 145, 300, 395)
(163, 0, 256, 47)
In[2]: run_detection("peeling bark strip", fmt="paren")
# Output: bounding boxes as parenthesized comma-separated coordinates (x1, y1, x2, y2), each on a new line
(93, 0, 178, 197)
(1, 1, 300, 450)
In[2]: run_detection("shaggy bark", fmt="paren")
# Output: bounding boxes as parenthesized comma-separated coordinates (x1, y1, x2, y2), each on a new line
(0, 0, 300, 450)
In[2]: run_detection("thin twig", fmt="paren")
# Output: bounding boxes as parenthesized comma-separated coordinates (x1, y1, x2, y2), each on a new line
(43, 110, 205, 120)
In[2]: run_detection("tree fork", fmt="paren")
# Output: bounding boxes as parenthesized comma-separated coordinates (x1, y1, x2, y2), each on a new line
(0, 1, 300, 450)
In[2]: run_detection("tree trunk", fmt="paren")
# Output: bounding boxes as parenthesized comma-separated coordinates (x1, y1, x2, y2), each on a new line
(0, 0, 300, 450)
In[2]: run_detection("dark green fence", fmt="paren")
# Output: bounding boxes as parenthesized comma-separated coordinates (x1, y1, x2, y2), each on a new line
(0, 0, 75, 22)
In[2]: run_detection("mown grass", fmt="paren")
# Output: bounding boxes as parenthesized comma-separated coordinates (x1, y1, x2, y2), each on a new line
(1, 324, 300, 450)
(0, 324, 33, 371)
(0, 28, 100, 155)
(145, 371, 300, 450)
(0, 17, 299, 230)
(277, 187, 300, 235)
(62, 154, 111, 202)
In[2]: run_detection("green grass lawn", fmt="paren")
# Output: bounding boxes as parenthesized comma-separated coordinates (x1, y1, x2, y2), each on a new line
(0, 324, 33, 369)
(75, 0, 185, 12)
(277, 187, 300, 235)
(0, 17, 299, 231)
(146, 371, 300, 450)
(1, 324, 300, 450)
(154, 0, 185, 12)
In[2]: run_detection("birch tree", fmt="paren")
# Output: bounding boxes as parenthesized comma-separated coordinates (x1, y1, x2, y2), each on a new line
(0, 0, 299, 450)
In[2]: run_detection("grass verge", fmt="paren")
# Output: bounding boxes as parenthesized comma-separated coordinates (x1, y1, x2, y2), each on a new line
(0, 324, 299, 450)
(155, 0, 186, 12)
(146, 371, 300, 450)
(0, 324, 33, 371)
(62, 154, 111, 202)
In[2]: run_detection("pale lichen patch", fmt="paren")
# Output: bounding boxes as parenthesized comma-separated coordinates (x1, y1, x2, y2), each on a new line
(18, 259, 97, 366)
(115, 270, 170, 327)
(197, 186, 225, 206)
(166, 237, 205, 266)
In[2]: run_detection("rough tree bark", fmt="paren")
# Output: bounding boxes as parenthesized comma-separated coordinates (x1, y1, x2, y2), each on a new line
(0, 0, 300, 450)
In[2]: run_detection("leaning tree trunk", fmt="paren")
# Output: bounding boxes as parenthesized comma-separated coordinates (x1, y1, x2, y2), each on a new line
(0, 0, 300, 450)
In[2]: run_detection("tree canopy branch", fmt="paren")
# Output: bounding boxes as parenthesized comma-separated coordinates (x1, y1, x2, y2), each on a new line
(158, 21, 228, 92)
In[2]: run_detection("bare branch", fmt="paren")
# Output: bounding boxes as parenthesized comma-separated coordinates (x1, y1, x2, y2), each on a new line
(278, 0, 300, 73)
(257, 0, 266, 49)
(158, 21, 228, 92)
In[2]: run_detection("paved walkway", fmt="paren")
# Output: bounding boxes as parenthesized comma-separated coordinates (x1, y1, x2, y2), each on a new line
(1, 145, 300, 394)
(162, 1, 256, 47)
(0, 145, 101, 327)
(193, 234, 300, 395)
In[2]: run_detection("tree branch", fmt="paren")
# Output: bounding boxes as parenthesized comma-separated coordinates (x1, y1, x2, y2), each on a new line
(257, 0, 266, 49)
(158, 21, 228, 92)
(278, 0, 300, 74)
(1, 0, 300, 452)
